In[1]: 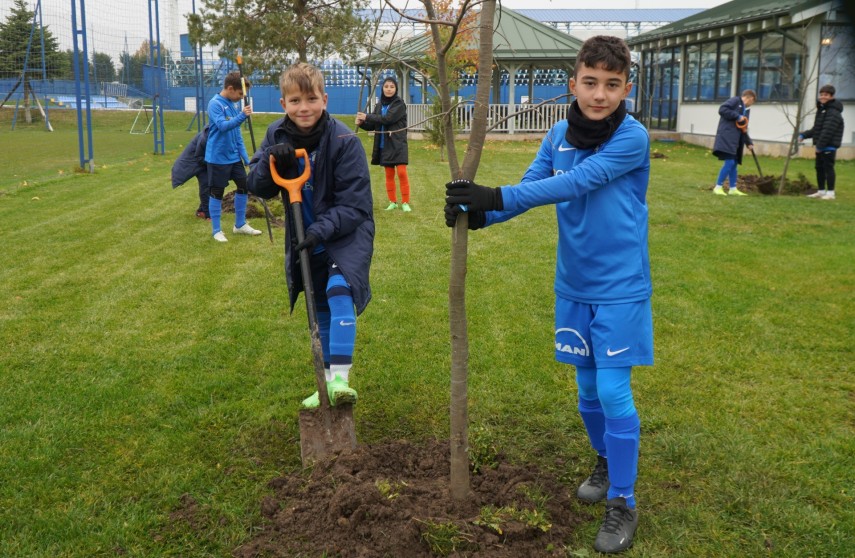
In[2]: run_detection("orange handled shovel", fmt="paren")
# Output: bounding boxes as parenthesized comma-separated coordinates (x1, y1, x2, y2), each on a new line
(269, 149, 357, 466)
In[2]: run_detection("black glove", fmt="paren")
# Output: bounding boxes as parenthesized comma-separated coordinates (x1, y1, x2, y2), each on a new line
(269, 142, 297, 177)
(295, 233, 320, 254)
(444, 203, 485, 230)
(445, 179, 504, 212)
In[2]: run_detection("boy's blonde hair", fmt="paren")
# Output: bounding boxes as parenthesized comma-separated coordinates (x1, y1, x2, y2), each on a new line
(279, 62, 326, 97)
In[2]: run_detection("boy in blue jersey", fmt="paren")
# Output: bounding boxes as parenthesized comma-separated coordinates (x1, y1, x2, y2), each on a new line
(445, 35, 650, 554)
(247, 63, 374, 409)
(205, 71, 262, 242)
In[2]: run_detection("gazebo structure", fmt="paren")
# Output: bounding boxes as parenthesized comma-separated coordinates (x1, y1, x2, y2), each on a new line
(357, 7, 583, 134)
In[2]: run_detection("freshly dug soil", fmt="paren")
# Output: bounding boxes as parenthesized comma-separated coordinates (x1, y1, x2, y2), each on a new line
(232, 438, 591, 558)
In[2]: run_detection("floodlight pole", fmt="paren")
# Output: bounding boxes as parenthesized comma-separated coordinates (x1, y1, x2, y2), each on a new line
(148, 0, 166, 155)
(71, 0, 94, 172)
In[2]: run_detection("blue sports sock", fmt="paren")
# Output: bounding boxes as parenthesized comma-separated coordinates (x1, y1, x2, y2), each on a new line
(208, 197, 222, 234)
(234, 193, 248, 228)
(604, 413, 640, 508)
(578, 397, 607, 456)
(317, 310, 331, 365)
(327, 275, 355, 380)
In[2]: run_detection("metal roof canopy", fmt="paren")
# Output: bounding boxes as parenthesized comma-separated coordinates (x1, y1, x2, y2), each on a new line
(359, 6, 583, 110)
(626, 0, 839, 47)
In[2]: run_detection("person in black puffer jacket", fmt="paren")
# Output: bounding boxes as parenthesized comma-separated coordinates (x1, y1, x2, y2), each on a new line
(356, 77, 412, 212)
(800, 84, 845, 200)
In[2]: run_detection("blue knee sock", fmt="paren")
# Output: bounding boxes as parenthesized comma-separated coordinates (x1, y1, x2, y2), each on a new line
(234, 193, 248, 228)
(604, 413, 640, 508)
(208, 197, 222, 234)
(327, 275, 355, 381)
(579, 397, 607, 456)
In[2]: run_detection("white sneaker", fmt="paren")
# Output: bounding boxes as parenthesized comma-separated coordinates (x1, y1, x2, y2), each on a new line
(213, 231, 228, 242)
(821, 190, 836, 200)
(807, 190, 826, 198)
(233, 223, 262, 236)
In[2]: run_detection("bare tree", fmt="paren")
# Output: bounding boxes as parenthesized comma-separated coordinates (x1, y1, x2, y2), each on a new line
(381, 0, 495, 503)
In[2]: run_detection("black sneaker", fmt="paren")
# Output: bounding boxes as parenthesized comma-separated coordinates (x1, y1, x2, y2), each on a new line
(577, 455, 610, 503)
(594, 497, 638, 554)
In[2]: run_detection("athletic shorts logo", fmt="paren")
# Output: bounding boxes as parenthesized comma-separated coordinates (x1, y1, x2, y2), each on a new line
(555, 328, 589, 357)
(606, 347, 630, 357)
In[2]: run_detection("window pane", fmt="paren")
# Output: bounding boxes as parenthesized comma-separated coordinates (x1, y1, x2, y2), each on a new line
(717, 41, 734, 99)
(699, 43, 717, 100)
(739, 37, 760, 94)
(684, 44, 700, 100)
(779, 31, 804, 101)
(820, 24, 855, 101)
(760, 33, 783, 100)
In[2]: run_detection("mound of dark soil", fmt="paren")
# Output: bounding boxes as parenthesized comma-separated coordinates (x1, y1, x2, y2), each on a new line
(233, 439, 590, 558)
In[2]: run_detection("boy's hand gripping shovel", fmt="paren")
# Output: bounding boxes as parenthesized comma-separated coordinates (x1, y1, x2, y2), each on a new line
(270, 150, 357, 466)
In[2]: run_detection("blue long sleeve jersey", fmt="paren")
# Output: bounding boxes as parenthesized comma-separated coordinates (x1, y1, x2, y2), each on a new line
(204, 94, 250, 165)
(486, 115, 652, 305)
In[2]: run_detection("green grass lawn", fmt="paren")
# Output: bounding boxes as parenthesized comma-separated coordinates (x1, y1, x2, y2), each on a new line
(0, 109, 853, 557)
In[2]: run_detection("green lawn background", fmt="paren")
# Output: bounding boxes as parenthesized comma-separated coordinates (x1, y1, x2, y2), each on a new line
(0, 108, 852, 557)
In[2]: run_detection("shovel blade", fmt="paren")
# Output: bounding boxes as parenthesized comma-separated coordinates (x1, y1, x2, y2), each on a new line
(298, 404, 357, 466)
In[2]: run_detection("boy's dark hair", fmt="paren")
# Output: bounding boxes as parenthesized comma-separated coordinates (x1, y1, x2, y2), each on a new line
(224, 71, 249, 90)
(574, 35, 632, 79)
(819, 84, 836, 96)
(280, 62, 326, 97)
(741, 89, 756, 100)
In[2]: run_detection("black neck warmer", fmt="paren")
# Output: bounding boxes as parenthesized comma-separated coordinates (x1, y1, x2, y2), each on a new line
(565, 100, 627, 150)
(281, 111, 329, 152)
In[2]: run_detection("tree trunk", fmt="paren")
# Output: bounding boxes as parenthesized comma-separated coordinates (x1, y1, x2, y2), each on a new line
(441, 0, 497, 504)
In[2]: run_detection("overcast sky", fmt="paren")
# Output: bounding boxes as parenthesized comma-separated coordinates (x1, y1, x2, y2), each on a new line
(4, 0, 733, 61)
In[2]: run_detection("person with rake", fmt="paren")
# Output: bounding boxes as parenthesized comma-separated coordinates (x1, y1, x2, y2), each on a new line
(445, 36, 650, 554)
(205, 71, 262, 242)
(247, 63, 374, 409)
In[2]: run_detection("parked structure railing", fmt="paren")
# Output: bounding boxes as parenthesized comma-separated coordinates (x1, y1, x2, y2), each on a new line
(407, 102, 571, 134)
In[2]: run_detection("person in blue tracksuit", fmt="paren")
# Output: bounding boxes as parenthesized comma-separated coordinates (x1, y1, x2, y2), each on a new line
(712, 90, 756, 196)
(445, 36, 650, 554)
(205, 71, 261, 242)
(248, 62, 374, 410)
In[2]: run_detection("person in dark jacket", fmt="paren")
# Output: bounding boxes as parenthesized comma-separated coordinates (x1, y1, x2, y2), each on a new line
(800, 84, 844, 200)
(712, 89, 756, 196)
(171, 125, 211, 220)
(355, 77, 412, 212)
(248, 62, 374, 410)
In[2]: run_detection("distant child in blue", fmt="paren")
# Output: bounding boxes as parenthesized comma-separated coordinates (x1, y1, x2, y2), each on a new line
(247, 62, 374, 409)
(445, 35, 650, 554)
(712, 89, 756, 196)
(171, 125, 211, 220)
(205, 71, 261, 242)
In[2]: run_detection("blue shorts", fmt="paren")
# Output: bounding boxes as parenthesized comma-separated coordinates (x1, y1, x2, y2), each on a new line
(554, 296, 653, 368)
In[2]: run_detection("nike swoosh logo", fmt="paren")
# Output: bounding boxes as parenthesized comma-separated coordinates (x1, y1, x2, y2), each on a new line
(339, 321, 355, 327)
(606, 347, 630, 357)
(558, 145, 576, 152)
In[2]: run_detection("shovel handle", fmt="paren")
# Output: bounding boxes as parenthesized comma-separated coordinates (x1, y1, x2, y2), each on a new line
(269, 149, 311, 203)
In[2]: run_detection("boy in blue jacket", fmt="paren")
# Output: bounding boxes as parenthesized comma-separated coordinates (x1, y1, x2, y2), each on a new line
(248, 63, 374, 409)
(205, 71, 261, 242)
(445, 35, 650, 554)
